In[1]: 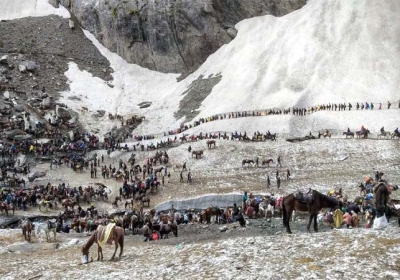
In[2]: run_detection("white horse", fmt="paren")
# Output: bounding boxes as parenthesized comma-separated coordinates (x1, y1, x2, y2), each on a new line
(36, 221, 57, 242)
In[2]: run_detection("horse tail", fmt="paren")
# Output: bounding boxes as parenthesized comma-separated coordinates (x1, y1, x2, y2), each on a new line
(282, 197, 287, 227)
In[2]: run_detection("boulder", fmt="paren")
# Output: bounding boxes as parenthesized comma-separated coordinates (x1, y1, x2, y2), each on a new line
(48, 0, 60, 8)
(226, 27, 238, 39)
(19, 61, 37, 72)
(14, 134, 32, 141)
(56, 106, 72, 119)
(0, 55, 8, 65)
(18, 64, 27, 73)
(28, 171, 46, 182)
(5, 129, 25, 140)
(3, 91, 9, 99)
(14, 105, 24, 112)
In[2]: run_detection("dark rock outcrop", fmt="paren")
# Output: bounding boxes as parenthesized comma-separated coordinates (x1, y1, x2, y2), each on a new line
(60, 0, 307, 74)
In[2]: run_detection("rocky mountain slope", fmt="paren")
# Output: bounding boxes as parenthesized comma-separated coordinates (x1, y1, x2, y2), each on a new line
(58, 0, 307, 74)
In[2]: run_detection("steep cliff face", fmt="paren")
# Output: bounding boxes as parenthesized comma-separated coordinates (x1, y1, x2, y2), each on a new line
(59, 0, 307, 73)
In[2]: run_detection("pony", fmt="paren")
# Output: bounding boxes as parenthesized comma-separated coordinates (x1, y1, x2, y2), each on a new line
(159, 222, 178, 239)
(0, 202, 14, 216)
(81, 224, 124, 261)
(20, 219, 33, 242)
(391, 133, 400, 140)
(192, 150, 203, 159)
(61, 198, 76, 210)
(202, 206, 221, 224)
(373, 181, 396, 218)
(378, 131, 391, 139)
(282, 189, 342, 234)
(141, 196, 150, 207)
(261, 159, 274, 167)
(36, 221, 57, 242)
(343, 131, 354, 138)
(242, 159, 254, 167)
(154, 167, 164, 176)
(207, 140, 216, 149)
(356, 129, 370, 138)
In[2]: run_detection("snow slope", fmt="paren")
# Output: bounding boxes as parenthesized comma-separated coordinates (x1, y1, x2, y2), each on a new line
(74, 0, 399, 136)
(184, 0, 400, 121)
(0, 0, 70, 20)
(1, 0, 399, 137)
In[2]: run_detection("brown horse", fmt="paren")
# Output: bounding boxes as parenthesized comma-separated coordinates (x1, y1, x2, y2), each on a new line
(0, 202, 14, 216)
(20, 219, 33, 242)
(204, 206, 222, 224)
(61, 199, 76, 210)
(141, 196, 150, 207)
(192, 150, 204, 159)
(374, 181, 397, 218)
(356, 129, 370, 138)
(262, 158, 274, 167)
(282, 189, 342, 233)
(82, 224, 124, 261)
(207, 140, 216, 149)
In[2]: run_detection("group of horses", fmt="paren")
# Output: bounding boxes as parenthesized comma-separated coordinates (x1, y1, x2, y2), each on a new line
(242, 158, 274, 167)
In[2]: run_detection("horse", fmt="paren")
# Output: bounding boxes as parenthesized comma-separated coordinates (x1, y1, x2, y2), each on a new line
(154, 167, 164, 176)
(81, 224, 124, 261)
(356, 129, 370, 138)
(343, 131, 354, 138)
(204, 206, 222, 224)
(321, 132, 332, 138)
(159, 222, 178, 239)
(0, 202, 14, 216)
(36, 221, 57, 242)
(374, 181, 395, 218)
(207, 140, 216, 149)
(391, 133, 400, 140)
(141, 196, 150, 208)
(377, 131, 391, 139)
(261, 159, 274, 167)
(73, 164, 84, 172)
(20, 219, 33, 242)
(192, 150, 203, 159)
(61, 198, 76, 210)
(282, 189, 342, 234)
(242, 159, 254, 167)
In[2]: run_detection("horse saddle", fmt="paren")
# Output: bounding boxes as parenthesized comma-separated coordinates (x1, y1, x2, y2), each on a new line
(295, 189, 313, 203)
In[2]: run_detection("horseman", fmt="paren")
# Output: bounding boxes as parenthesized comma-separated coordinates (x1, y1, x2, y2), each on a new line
(347, 127, 350, 135)
(380, 126, 385, 134)
(395, 127, 399, 136)
(360, 125, 365, 135)
(323, 129, 329, 137)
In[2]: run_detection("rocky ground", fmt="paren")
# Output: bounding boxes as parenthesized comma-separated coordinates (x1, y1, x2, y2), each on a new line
(0, 136, 400, 279)
(0, 15, 111, 101)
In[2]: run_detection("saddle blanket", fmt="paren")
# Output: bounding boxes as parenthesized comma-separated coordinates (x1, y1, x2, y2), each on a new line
(98, 223, 115, 248)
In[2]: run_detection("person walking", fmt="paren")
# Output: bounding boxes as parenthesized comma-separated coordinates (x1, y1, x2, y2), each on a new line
(180, 171, 184, 183)
(267, 175, 271, 188)
(187, 170, 192, 184)
(286, 169, 291, 180)
(277, 156, 282, 167)
(277, 177, 281, 189)
(388, 101, 392, 109)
